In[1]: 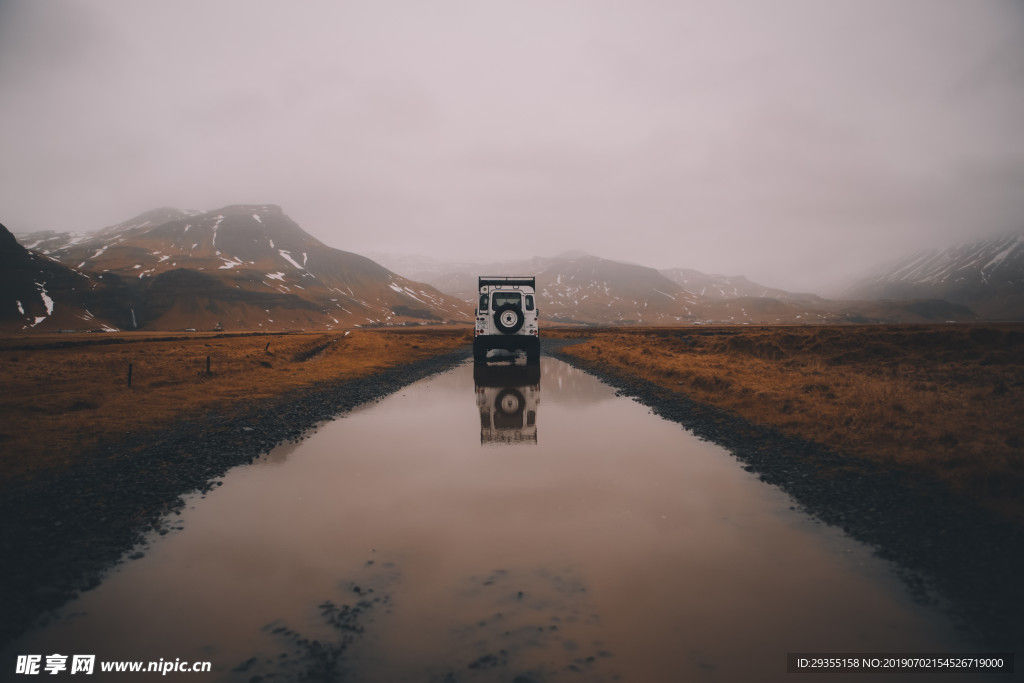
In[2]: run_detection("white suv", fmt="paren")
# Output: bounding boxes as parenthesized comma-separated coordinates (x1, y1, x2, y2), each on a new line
(473, 276, 540, 363)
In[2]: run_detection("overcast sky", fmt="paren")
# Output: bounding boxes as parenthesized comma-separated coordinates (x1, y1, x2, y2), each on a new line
(1, 0, 1022, 293)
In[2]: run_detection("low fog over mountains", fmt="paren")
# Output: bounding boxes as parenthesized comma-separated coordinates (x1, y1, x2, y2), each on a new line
(3, 204, 1021, 332)
(845, 235, 1024, 321)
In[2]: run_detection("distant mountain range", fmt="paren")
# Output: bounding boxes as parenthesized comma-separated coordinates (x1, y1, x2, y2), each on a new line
(4, 206, 1020, 332)
(4, 205, 470, 332)
(844, 234, 1024, 321)
(370, 251, 983, 325)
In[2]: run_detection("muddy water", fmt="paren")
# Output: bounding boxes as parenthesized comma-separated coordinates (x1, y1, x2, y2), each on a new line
(8, 358, 980, 681)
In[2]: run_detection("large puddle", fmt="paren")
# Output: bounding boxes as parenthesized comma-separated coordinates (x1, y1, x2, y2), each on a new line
(7, 358, 982, 681)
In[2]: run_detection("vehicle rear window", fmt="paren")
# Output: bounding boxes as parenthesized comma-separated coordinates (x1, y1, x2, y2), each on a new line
(479, 294, 489, 312)
(525, 295, 534, 311)
(492, 292, 522, 308)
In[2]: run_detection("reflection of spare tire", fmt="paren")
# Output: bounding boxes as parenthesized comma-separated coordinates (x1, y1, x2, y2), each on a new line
(494, 387, 525, 429)
(496, 388, 524, 415)
(493, 305, 524, 334)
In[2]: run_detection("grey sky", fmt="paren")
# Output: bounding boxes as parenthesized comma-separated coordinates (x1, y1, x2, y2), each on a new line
(2, 0, 1023, 293)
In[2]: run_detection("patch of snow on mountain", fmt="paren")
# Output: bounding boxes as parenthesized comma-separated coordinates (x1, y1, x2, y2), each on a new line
(278, 250, 303, 269)
(252, 214, 262, 223)
(16, 300, 24, 315)
(35, 283, 54, 315)
(401, 287, 426, 304)
(983, 237, 1022, 273)
(888, 252, 933, 282)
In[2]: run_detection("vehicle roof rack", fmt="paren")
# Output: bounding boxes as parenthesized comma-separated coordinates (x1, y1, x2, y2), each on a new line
(479, 276, 535, 289)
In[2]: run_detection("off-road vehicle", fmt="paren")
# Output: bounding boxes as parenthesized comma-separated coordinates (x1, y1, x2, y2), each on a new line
(473, 276, 539, 363)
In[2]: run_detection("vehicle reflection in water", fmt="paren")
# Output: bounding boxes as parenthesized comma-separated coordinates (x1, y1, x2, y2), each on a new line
(473, 362, 541, 446)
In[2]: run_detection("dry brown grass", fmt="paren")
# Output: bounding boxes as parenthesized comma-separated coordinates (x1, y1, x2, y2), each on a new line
(0, 327, 470, 484)
(548, 324, 1024, 525)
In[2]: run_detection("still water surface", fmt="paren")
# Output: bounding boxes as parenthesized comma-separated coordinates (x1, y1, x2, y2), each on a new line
(10, 358, 979, 681)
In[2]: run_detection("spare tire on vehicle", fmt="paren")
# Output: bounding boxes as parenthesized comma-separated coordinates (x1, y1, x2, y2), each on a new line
(493, 304, 524, 334)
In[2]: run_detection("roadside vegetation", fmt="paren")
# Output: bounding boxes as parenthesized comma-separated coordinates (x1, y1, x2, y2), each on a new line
(0, 327, 470, 484)
(547, 324, 1024, 527)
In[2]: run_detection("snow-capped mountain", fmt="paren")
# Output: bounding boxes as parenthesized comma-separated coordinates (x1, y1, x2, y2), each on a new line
(9, 217, 1004, 331)
(16, 205, 471, 331)
(0, 223, 112, 331)
(846, 234, 1024, 320)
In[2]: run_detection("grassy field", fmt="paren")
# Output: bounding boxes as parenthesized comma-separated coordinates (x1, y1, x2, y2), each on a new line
(547, 324, 1024, 526)
(0, 327, 470, 484)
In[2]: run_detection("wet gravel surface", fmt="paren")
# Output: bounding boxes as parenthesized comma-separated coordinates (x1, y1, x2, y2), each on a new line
(544, 338, 1024, 652)
(0, 347, 471, 648)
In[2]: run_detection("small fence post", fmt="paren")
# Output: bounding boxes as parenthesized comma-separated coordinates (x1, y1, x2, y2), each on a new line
(127, 363, 133, 387)
(206, 355, 211, 375)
